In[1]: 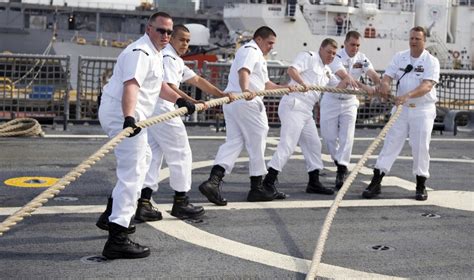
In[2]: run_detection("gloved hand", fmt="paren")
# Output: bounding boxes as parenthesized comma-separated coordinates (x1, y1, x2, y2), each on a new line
(175, 98, 196, 115)
(123, 116, 141, 137)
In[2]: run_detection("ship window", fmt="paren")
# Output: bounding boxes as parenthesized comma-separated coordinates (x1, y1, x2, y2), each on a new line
(377, 47, 381, 51)
(303, 42, 307, 46)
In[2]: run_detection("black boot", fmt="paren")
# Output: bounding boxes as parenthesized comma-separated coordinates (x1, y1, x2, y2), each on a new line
(263, 167, 288, 199)
(306, 170, 334, 195)
(102, 222, 150, 259)
(198, 165, 227, 206)
(335, 164, 348, 190)
(362, 168, 385, 199)
(415, 175, 428, 201)
(171, 195, 205, 219)
(247, 176, 275, 202)
(134, 198, 163, 222)
(96, 197, 136, 234)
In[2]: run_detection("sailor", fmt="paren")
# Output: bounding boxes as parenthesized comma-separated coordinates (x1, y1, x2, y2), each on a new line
(138, 24, 236, 220)
(363, 26, 440, 201)
(97, 12, 192, 259)
(198, 26, 297, 205)
(262, 38, 349, 197)
(320, 30, 380, 190)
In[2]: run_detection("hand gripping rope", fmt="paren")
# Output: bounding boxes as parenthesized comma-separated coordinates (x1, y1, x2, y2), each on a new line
(0, 84, 400, 280)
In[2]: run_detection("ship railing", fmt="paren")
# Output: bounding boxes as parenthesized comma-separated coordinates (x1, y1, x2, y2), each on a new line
(0, 53, 70, 127)
(1, 55, 473, 130)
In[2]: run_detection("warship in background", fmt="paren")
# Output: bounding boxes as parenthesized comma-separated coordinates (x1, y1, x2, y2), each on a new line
(0, 0, 229, 88)
(224, 0, 474, 70)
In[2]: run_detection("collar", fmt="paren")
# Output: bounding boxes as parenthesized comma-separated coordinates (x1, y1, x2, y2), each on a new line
(164, 43, 179, 57)
(143, 33, 160, 55)
(246, 40, 264, 56)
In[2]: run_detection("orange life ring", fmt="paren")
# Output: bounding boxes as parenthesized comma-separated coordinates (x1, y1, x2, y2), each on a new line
(452, 51, 460, 59)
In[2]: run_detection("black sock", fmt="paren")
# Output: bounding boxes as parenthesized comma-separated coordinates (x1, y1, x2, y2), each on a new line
(175, 191, 186, 197)
(141, 187, 153, 200)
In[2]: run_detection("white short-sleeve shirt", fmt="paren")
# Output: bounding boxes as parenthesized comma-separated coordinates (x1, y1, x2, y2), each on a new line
(102, 34, 164, 118)
(224, 40, 269, 96)
(384, 49, 440, 105)
(288, 51, 338, 106)
(330, 48, 375, 80)
(162, 43, 197, 87)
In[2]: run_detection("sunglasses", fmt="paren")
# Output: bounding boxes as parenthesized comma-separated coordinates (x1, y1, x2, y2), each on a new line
(150, 25, 173, 36)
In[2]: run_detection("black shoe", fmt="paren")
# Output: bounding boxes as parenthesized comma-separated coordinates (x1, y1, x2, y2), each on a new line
(247, 176, 274, 202)
(306, 181, 335, 195)
(263, 178, 288, 199)
(306, 170, 334, 195)
(102, 222, 150, 260)
(362, 168, 384, 199)
(415, 175, 428, 201)
(335, 164, 348, 190)
(171, 196, 205, 219)
(96, 197, 136, 234)
(198, 166, 227, 206)
(134, 198, 162, 222)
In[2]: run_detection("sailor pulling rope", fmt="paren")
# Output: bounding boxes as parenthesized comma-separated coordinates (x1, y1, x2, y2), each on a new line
(0, 85, 374, 236)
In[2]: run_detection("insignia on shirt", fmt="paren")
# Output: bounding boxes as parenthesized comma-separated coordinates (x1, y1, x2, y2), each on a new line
(132, 48, 149, 56)
(353, 62, 363, 69)
(398, 67, 406, 71)
(326, 71, 331, 79)
(307, 51, 313, 56)
(363, 60, 369, 68)
(244, 46, 257, 50)
(163, 54, 176, 60)
(336, 54, 341, 58)
(414, 65, 424, 72)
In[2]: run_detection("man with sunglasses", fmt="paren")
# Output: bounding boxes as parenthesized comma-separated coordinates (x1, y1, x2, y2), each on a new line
(198, 26, 297, 205)
(138, 24, 236, 220)
(98, 12, 192, 260)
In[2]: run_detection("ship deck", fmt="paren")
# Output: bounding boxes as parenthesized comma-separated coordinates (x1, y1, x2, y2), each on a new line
(0, 125, 473, 279)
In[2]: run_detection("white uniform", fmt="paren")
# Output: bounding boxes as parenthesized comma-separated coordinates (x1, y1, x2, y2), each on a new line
(320, 49, 375, 166)
(143, 44, 196, 193)
(268, 51, 338, 172)
(375, 49, 440, 177)
(98, 34, 163, 228)
(213, 40, 269, 176)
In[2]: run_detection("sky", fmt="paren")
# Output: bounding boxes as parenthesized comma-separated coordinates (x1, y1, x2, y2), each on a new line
(12, 0, 144, 10)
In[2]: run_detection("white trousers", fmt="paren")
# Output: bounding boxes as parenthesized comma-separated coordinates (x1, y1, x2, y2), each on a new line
(143, 100, 192, 192)
(214, 98, 269, 176)
(268, 96, 324, 172)
(320, 95, 358, 166)
(99, 96, 152, 228)
(375, 104, 436, 177)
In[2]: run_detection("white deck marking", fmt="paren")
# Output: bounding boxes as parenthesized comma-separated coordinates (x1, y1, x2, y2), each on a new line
(1, 135, 470, 278)
(41, 134, 474, 142)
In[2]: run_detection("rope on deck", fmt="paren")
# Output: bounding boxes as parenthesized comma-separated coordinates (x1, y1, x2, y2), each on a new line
(305, 105, 403, 279)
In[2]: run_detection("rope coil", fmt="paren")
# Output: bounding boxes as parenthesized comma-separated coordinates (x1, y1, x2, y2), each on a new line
(0, 118, 44, 137)
(0, 84, 371, 237)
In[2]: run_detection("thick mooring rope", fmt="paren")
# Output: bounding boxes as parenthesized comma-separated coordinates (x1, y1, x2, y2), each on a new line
(305, 105, 403, 279)
(0, 84, 369, 236)
(0, 118, 44, 137)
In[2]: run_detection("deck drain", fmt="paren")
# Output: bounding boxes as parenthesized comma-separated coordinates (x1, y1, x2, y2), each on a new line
(371, 245, 394, 251)
(80, 255, 108, 264)
(54, 196, 78, 201)
(25, 179, 46, 184)
(421, 213, 441, 218)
